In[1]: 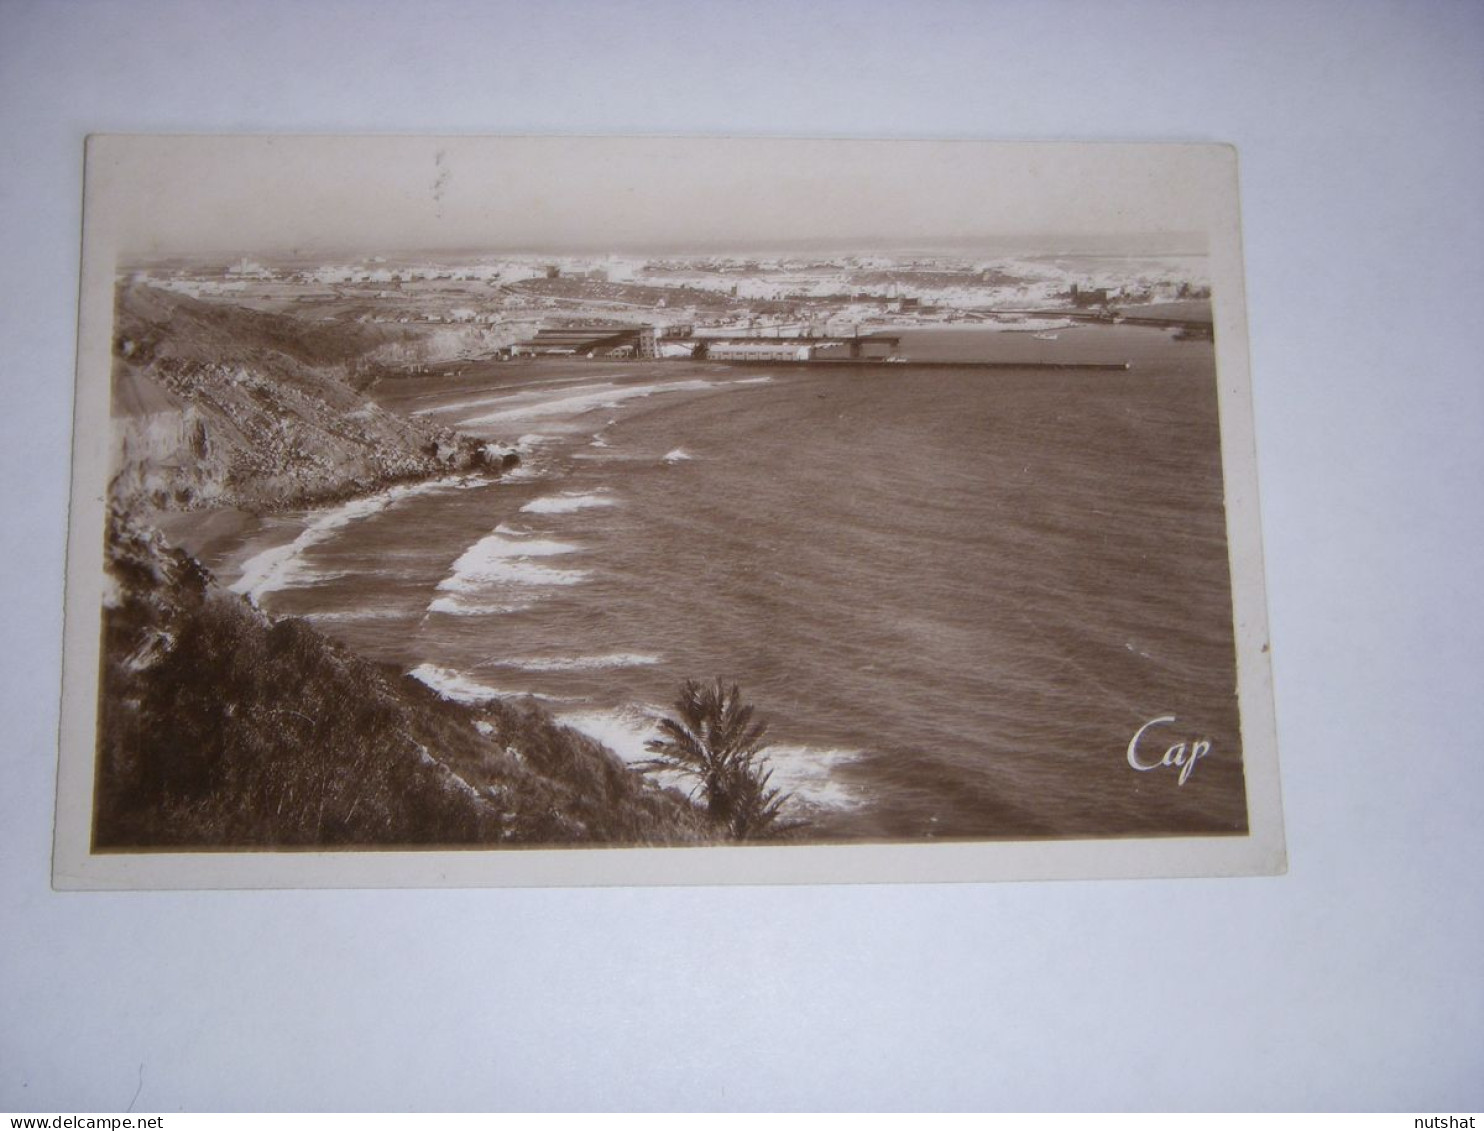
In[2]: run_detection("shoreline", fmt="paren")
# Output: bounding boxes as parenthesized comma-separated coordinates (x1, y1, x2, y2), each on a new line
(142, 363, 753, 602)
(177, 364, 871, 820)
(143, 473, 499, 595)
(697, 357, 1132, 371)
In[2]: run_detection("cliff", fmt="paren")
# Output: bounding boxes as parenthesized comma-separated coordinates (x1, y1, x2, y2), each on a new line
(109, 284, 500, 512)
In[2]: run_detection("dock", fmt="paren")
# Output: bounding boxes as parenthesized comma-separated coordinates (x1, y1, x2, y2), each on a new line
(703, 358, 1131, 372)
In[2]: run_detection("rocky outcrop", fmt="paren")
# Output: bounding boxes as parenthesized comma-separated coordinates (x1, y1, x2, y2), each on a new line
(110, 284, 496, 512)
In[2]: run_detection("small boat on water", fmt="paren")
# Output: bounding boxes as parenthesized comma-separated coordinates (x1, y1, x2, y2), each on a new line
(1033, 331, 1059, 341)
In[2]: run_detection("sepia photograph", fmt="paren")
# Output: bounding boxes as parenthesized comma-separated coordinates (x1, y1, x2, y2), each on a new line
(11, 1, 1483, 1112)
(55, 136, 1282, 886)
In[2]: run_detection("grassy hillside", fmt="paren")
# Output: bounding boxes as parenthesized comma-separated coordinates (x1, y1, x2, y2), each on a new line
(96, 512, 710, 849)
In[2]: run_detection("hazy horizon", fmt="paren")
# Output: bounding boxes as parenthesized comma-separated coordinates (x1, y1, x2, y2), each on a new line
(119, 232, 1209, 270)
(90, 137, 1233, 261)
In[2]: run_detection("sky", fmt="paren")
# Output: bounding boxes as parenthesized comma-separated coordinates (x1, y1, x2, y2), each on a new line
(87, 135, 1233, 258)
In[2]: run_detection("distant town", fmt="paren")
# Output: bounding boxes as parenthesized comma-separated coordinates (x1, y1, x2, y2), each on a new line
(121, 250, 1213, 367)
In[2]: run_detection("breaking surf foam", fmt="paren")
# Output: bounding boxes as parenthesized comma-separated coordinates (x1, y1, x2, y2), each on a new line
(558, 704, 862, 813)
(520, 491, 617, 515)
(428, 530, 587, 614)
(435, 537, 588, 590)
(455, 379, 722, 427)
(409, 664, 518, 704)
(231, 478, 466, 605)
(426, 596, 532, 617)
(482, 653, 661, 673)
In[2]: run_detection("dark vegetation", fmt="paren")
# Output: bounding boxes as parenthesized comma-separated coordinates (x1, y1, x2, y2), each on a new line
(642, 679, 790, 840)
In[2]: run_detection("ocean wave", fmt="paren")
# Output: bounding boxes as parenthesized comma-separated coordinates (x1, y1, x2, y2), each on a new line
(231, 478, 462, 605)
(426, 596, 532, 617)
(299, 608, 412, 624)
(449, 381, 636, 425)
(467, 534, 582, 559)
(409, 663, 564, 703)
(408, 664, 520, 704)
(484, 653, 661, 673)
(520, 491, 618, 515)
(558, 705, 862, 812)
(437, 558, 589, 590)
(764, 745, 866, 812)
(663, 448, 692, 463)
(427, 529, 588, 611)
(411, 386, 603, 417)
(457, 378, 721, 427)
(559, 705, 672, 768)
(497, 464, 549, 482)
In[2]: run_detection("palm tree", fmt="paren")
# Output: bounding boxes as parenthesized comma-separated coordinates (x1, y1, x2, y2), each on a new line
(642, 678, 789, 839)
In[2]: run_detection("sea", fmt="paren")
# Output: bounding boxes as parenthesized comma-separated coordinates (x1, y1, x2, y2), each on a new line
(182, 322, 1249, 842)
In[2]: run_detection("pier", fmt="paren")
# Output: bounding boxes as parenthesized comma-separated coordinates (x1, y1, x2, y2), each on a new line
(706, 358, 1131, 372)
(504, 321, 1139, 368)
(695, 333, 902, 359)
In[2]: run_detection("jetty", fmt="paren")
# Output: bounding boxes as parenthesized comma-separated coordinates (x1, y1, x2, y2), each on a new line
(501, 320, 1134, 370)
(708, 358, 1132, 372)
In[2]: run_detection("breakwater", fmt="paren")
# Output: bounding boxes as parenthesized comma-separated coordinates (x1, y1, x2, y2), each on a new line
(704, 358, 1133, 371)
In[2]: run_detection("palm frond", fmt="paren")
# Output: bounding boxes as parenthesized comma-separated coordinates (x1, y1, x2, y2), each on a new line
(642, 677, 791, 839)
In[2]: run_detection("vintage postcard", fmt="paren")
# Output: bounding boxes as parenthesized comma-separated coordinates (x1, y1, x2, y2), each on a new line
(55, 136, 1284, 887)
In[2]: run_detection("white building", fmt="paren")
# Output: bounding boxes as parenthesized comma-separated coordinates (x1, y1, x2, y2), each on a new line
(706, 341, 813, 362)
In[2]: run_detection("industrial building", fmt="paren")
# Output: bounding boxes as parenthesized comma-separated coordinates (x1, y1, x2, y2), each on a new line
(704, 341, 815, 362)
(509, 325, 657, 358)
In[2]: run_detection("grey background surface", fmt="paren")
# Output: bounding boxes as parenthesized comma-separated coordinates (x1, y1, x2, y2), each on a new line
(2, 0, 1479, 1112)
